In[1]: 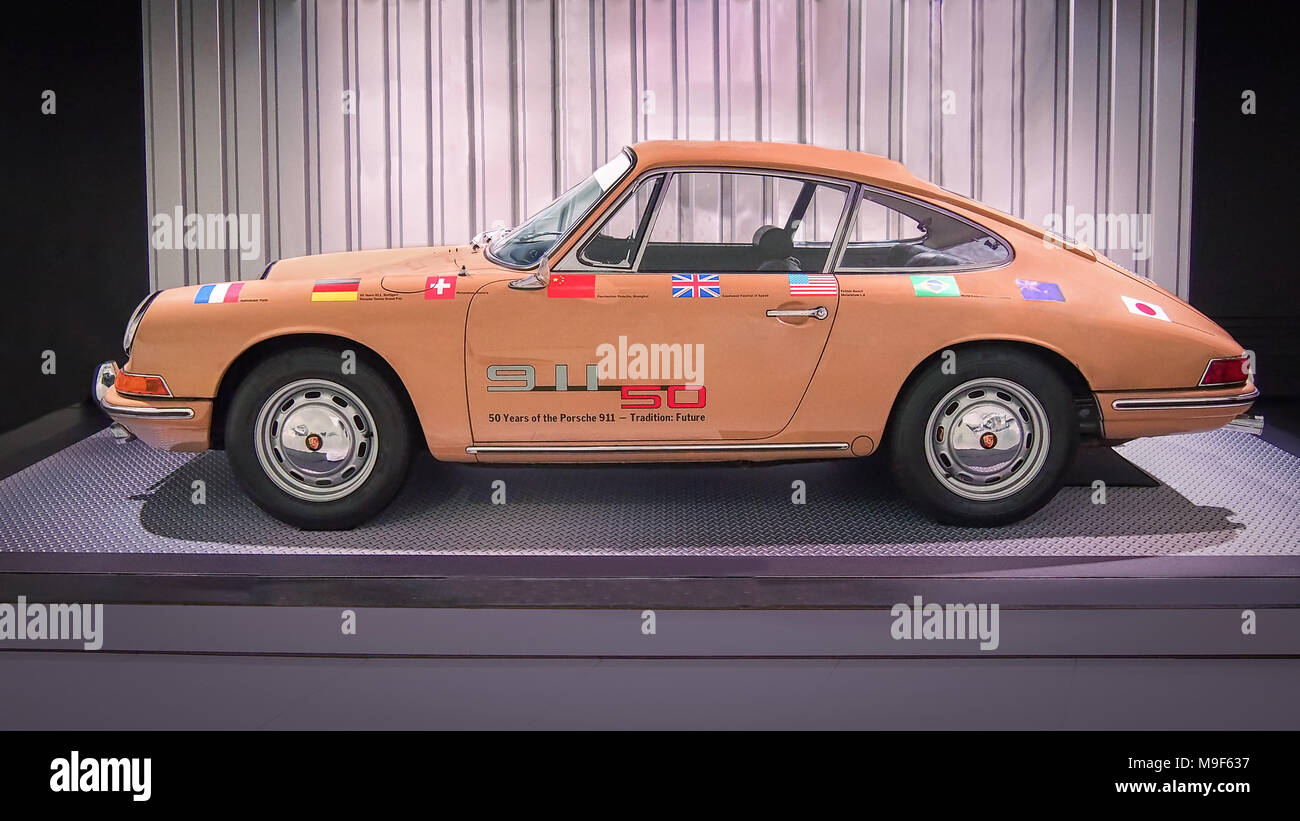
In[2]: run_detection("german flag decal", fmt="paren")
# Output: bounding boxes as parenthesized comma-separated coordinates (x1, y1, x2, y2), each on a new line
(311, 278, 361, 302)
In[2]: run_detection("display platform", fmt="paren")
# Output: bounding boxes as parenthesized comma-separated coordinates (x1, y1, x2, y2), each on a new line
(0, 427, 1297, 610)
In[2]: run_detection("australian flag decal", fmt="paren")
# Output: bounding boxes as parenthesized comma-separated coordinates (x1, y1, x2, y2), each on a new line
(672, 273, 720, 298)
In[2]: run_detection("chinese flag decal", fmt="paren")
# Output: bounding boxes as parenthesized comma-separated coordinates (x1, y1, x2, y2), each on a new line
(547, 273, 596, 299)
(1121, 295, 1170, 321)
(425, 275, 456, 299)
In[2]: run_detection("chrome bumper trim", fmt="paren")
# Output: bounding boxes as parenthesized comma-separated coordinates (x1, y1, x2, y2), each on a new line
(99, 400, 195, 421)
(93, 361, 117, 405)
(467, 442, 850, 455)
(1111, 388, 1260, 411)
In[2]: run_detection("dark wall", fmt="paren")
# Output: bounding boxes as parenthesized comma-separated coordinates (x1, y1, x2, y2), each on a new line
(1190, 0, 1300, 396)
(0, 4, 148, 433)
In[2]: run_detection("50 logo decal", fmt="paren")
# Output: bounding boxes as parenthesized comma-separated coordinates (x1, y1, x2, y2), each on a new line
(620, 385, 706, 409)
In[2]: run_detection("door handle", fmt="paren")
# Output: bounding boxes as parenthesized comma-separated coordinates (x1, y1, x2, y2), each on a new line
(766, 307, 828, 320)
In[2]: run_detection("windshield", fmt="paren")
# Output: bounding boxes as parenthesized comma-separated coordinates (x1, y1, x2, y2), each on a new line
(488, 150, 633, 267)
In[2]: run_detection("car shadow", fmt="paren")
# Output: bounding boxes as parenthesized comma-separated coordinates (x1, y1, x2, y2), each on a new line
(133, 450, 1244, 553)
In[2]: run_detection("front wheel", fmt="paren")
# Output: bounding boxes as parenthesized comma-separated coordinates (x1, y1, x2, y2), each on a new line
(225, 347, 413, 529)
(887, 349, 1078, 526)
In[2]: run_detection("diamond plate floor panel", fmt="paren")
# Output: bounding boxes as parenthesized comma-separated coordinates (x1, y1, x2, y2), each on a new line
(0, 429, 1295, 556)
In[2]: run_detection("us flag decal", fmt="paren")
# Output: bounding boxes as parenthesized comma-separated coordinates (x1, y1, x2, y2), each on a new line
(788, 273, 837, 296)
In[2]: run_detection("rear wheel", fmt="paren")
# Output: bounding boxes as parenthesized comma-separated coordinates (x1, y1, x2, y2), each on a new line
(887, 348, 1078, 526)
(225, 347, 413, 529)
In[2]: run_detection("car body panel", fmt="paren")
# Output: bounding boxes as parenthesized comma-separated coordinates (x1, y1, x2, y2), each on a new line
(103, 140, 1255, 462)
(464, 272, 837, 443)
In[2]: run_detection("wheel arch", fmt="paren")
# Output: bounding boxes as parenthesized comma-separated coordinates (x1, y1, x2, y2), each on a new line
(209, 333, 422, 450)
(884, 339, 1101, 444)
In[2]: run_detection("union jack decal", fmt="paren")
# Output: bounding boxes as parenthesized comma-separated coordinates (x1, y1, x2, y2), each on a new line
(672, 273, 720, 298)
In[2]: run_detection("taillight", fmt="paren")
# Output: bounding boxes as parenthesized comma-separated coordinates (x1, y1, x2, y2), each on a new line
(115, 371, 172, 397)
(1200, 355, 1250, 387)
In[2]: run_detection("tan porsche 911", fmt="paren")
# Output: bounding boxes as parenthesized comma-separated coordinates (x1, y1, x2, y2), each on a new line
(94, 140, 1258, 529)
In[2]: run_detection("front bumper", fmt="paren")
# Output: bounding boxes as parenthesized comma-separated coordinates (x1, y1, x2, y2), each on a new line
(93, 361, 212, 451)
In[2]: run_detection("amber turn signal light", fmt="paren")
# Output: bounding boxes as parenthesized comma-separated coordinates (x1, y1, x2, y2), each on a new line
(1200, 355, 1250, 387)
(115, 371, 172, 397)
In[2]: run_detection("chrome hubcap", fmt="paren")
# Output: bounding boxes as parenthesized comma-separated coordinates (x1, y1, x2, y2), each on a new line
(923, 377, 1050, 501)
(253, 379, 378, 501)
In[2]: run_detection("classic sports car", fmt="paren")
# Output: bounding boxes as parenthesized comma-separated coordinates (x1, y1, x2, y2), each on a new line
(95, 140, 1257, 529)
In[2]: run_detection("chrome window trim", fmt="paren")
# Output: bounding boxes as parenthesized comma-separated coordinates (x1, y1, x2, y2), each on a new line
(485, 146, 638, 272)
(566, 172, 668, 272)
(555, 165, 858, 275)
(832, 183, 1017, 274)
(631, 170, 674, 272)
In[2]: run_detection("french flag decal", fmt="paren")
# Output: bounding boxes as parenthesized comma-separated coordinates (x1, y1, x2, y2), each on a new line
(194, 282, 244, 304)
(1121, 295, 1170, 321)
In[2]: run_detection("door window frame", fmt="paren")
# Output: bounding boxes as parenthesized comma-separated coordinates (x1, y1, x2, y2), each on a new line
(572, 173, 668, 270)
(555, 166, 860, 275)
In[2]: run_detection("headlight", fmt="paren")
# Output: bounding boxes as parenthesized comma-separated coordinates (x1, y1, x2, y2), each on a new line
(123, 290, 161, 355)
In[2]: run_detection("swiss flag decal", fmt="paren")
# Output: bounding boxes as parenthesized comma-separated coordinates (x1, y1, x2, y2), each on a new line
(425, 276, 456, 299)
(1121, 295, 1170, 321)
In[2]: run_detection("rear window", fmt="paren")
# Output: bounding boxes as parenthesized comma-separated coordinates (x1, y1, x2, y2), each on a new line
(838, 188, 1011, 271)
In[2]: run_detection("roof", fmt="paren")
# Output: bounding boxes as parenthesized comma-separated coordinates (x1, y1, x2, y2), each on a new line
(628, 140, 932, 190)
(622, 140, 1064, 251)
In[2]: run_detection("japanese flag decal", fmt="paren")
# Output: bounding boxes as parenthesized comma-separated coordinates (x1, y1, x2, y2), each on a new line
(1121, 295, 1170, 321)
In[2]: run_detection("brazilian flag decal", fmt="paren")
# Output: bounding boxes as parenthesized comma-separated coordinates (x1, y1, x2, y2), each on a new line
(910, 274, 961, 297)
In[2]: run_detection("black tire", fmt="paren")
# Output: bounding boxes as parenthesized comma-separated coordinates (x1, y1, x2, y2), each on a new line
(887, 347, 1078, 526)
(224, 346, 413, 530)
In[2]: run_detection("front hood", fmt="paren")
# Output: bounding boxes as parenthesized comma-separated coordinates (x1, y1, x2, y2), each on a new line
(264, 244, 506, 282)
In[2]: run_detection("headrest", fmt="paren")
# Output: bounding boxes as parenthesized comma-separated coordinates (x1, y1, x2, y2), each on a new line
(752, 225, 793, 257)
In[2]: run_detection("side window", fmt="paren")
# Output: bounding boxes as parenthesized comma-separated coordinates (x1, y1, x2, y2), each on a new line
(578, 175, 662, 268)
(839, 188, 1011, 270)
(638, 171, 848, 273)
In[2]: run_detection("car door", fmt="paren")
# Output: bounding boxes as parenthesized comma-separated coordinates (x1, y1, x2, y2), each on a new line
(464, 169, 852, 444)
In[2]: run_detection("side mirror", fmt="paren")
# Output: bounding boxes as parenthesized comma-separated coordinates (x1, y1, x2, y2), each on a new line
(508, 255, 550, 291)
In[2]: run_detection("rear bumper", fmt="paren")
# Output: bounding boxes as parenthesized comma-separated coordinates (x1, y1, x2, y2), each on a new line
(93, 361, 212, 451)
(1097, 382, 1259, 439)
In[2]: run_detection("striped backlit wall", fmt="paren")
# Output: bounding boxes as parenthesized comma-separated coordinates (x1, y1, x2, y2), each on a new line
(142, 0, 1197, 295)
